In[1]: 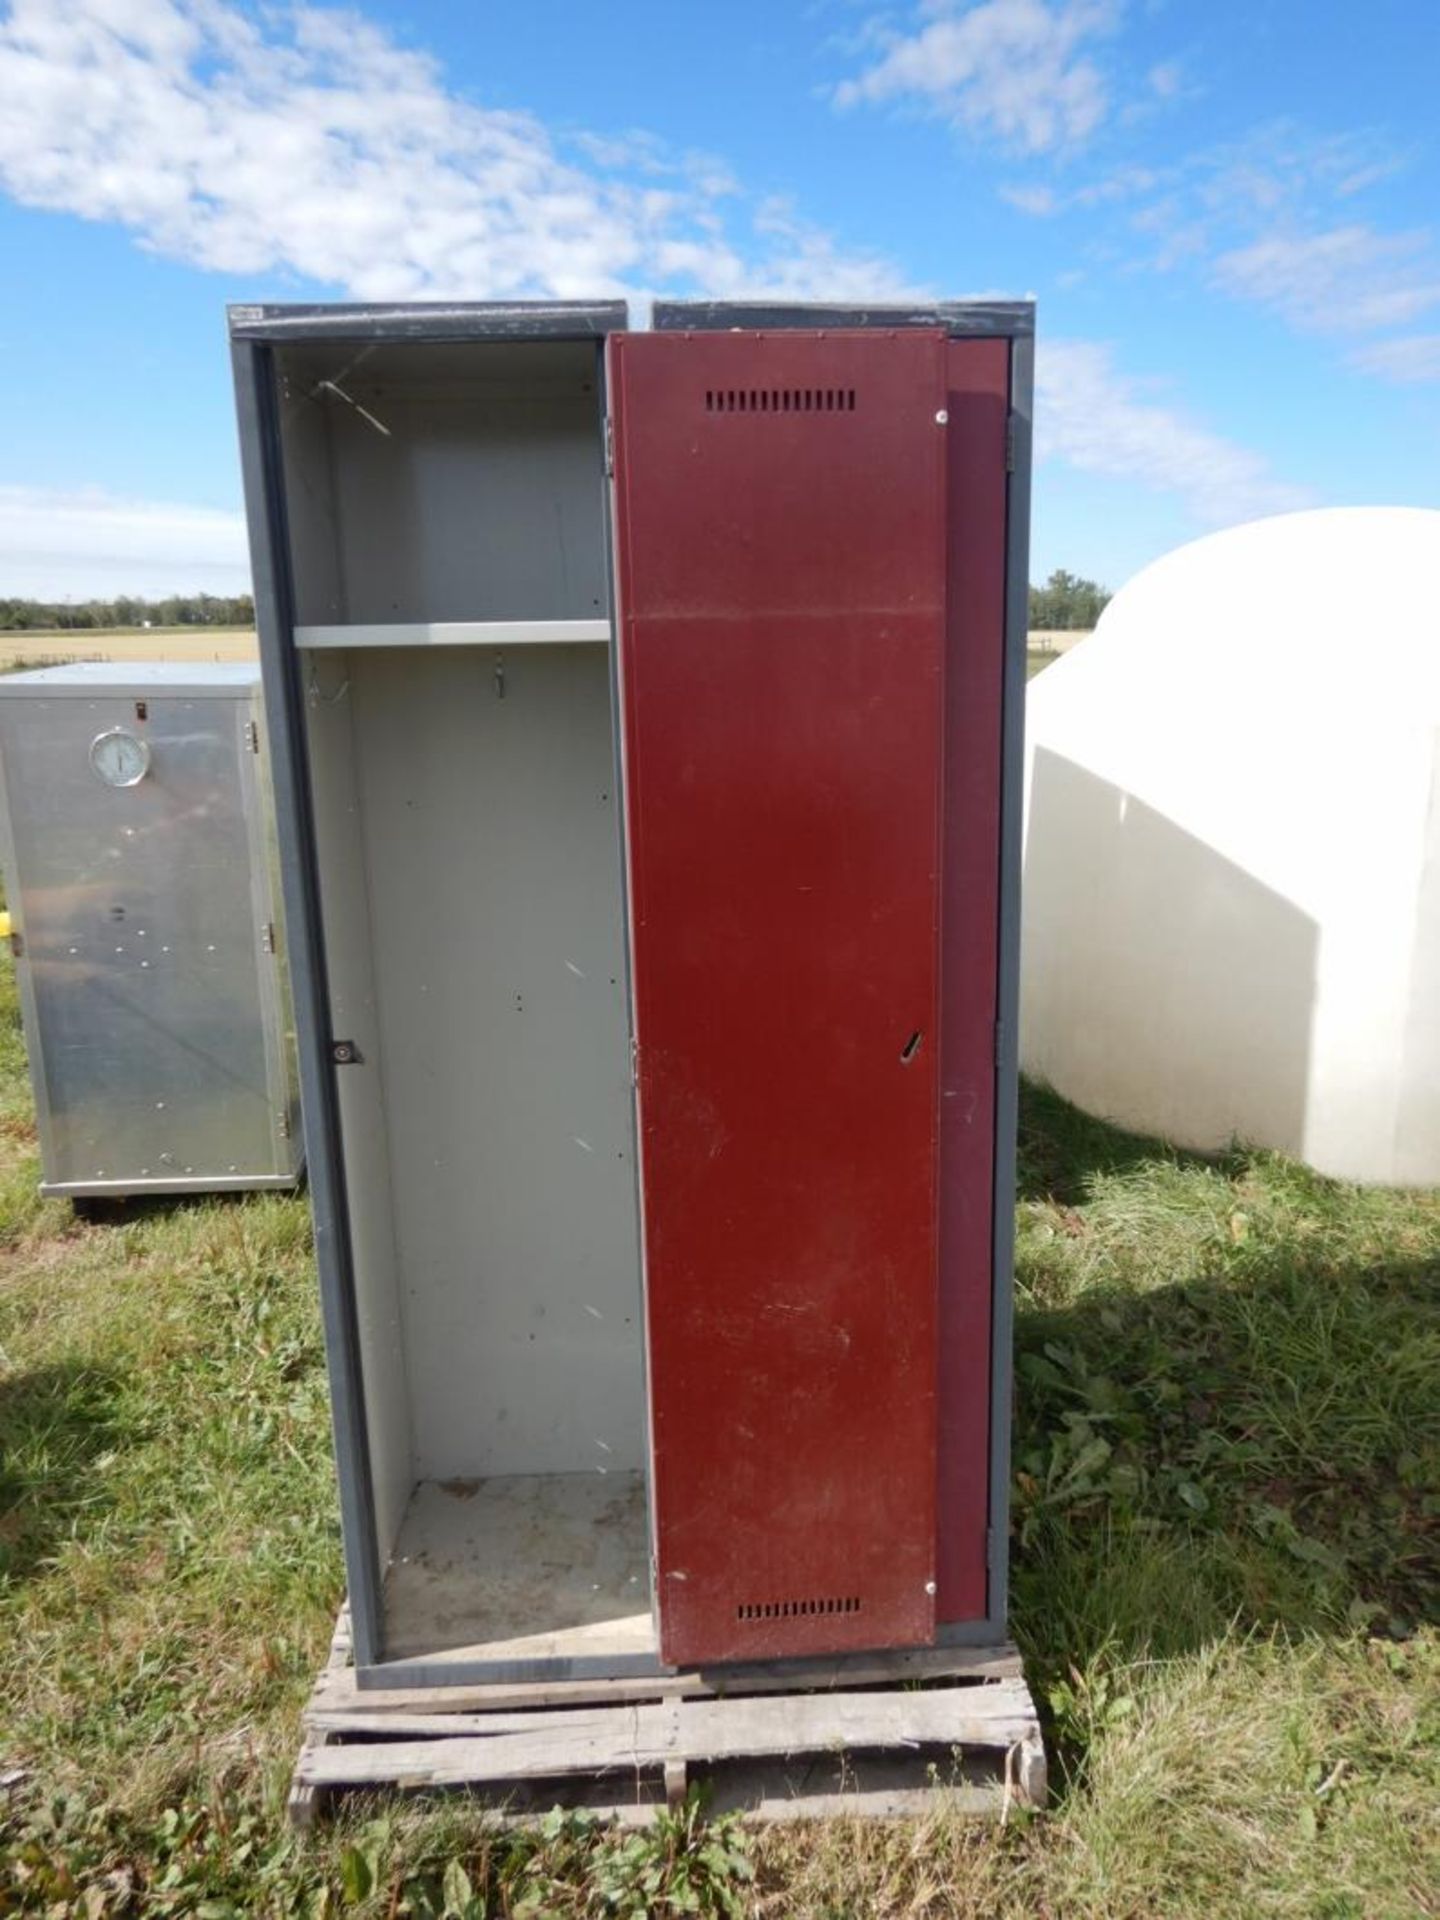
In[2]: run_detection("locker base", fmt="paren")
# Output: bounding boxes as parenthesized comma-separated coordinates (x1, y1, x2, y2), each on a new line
(381, 1471, 655, 1669)
(288, 1605, 1047, 1830)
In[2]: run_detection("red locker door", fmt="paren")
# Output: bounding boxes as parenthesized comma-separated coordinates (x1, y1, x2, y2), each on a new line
(609, 328, 949, 1664)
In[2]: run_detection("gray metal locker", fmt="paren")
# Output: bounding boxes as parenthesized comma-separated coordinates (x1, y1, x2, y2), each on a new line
(229, 298, 1034, 1685)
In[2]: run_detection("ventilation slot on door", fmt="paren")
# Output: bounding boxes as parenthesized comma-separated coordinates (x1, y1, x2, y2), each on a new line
(735, 1595, 862, 1622)
(705, 389, 857, 415)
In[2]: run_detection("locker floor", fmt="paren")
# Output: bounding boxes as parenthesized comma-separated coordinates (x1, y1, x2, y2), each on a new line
(381, 1471, 655, 1666)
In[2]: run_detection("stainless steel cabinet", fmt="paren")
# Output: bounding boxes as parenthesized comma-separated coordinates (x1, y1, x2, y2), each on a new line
(0, 663, 301, 1197)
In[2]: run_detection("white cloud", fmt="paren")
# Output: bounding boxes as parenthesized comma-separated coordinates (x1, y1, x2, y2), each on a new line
(0, 0, 917, 302)
(1117, 132, 1440, 334)
(1211, 225, 1440, 335)
(1027, 126, 1413, 270)
(1036, 341, 1314, 526)
(999, 183, 1061, 216)
(1350, 334, 1440, 384)
(0, 0, 1310, 591)
(833, 0, 1121, 154)
(0, 487, 248, 598)
(1001, 161, 1162, 218)
(1192, 126, 1416, 231)
(1002, 117, 1440, 379)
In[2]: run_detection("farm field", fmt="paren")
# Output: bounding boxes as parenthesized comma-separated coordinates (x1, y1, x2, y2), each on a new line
(0, 630, 257, 667)
(2, 630, 1085, 675)
(0, 958, 1436, 1911)
(1027, 628, 1091, 655)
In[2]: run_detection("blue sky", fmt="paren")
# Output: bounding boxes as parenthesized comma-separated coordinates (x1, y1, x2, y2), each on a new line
(0, 0, 1437, 598)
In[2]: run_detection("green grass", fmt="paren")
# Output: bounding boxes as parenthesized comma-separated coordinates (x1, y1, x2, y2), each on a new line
(1, 960, 1436, 1916)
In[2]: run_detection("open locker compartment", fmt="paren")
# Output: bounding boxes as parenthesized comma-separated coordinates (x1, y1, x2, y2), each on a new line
(272, 334, 612, 638)
(231, 298, 1032, 1688)
(260, 313, 657, 1676)
(298, 638, 650, 1670)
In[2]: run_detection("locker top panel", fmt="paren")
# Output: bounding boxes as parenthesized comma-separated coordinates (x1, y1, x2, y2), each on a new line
(229, 300, 628, 344)
(651, 299, 1034, 338)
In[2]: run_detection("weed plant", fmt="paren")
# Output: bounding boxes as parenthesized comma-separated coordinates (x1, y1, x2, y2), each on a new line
(1, 960, 1436, 1915)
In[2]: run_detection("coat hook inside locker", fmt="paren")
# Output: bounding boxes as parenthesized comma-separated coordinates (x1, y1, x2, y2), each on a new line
(307, 664, 350, 709)
(314, 377, 391, 438)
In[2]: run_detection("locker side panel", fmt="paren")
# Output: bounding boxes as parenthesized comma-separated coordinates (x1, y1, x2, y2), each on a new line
(610, 329, 949, 1665)
(241, 683, 305, 1178)
(936, 337, 1010, 1622)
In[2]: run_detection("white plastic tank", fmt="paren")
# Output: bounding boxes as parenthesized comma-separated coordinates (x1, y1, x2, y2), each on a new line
(1021, 506, 1440, 1186)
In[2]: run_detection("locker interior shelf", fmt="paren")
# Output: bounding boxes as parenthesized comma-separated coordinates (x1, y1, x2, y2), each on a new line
(380, 1472, 654, 1667)
(294, 620, 612, 649)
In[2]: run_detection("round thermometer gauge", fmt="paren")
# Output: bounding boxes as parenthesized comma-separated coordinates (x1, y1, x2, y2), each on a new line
(89, 728, 151, 788)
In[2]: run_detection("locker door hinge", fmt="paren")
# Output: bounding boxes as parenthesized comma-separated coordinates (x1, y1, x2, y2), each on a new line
(629, 1036, 639, 1087)
(1005, 416, 1018, 473)
(277, 1110, 292, 1141)
(604, 416, 615, 478)
(243, 719, 260, 753)
(261, 921, 277, 954)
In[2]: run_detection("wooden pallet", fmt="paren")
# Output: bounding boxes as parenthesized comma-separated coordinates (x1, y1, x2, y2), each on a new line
(289, 1609, 1047, 1829)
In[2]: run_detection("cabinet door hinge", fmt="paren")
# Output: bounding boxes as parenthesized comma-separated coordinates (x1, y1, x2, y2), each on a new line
(261, 921, 276, 954)
(277, 1110, 293, 1141)
(604, 417, 615, 478)
(244, 719, 260, 753)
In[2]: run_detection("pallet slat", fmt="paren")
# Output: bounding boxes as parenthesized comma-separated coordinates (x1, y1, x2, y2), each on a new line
(298, 1684, 1040, 1788)
(305, 1677, 1033, 1743)
(288, 1612, 354, 1831)
(311, 1639, 1024, 1717)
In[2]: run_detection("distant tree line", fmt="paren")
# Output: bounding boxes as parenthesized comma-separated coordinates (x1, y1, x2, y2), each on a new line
(1029, 570, 1110, 630)
(0, 593, 256, 632)
(3, 576, 1109, 633)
